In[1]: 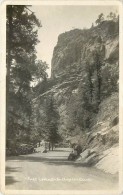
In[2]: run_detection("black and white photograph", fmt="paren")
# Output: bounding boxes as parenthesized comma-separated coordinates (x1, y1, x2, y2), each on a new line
(0, 0, 123, 194)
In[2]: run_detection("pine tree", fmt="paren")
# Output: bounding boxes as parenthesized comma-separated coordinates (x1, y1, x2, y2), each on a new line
(92, 50, 103, 106)
(45, 96, 61, 150)
(6, 5, 47, 149)
(95, 13, 104, 25)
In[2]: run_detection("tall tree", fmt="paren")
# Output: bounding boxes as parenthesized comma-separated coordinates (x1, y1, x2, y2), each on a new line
(95, 13, 104, 25)
(107, 12, 117, 21)
(45, 96, 61, 150)
(92, 50, 103, 106)
(6, 5, 47, 148)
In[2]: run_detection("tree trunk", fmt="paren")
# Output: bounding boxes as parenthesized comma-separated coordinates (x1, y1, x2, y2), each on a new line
(49, 142, 51, 151)
(6, 5, 13, 133)
(88, 71, 93, 103)
(51, 143, 53, 151)
(95, 52, 102, 106)
(97, 70, 101, 105)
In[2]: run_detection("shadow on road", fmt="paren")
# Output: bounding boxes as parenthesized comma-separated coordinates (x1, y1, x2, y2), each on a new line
(5, 176, 19, 185)
(6, 166, 22, 186)
(6, 154, 90, 168)
(6, 166, 21, 173)
(52, 149, 71, 152)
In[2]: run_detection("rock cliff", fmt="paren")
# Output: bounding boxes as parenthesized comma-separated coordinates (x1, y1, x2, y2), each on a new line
(33, 19, 119, 174)
(51, 21, 118, 79)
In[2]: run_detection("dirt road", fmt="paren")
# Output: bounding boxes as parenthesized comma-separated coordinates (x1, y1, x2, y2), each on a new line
(6, 148, 118, 190)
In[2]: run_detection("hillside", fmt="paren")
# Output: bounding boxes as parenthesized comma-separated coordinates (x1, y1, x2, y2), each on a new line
(32, 19, 119, 174)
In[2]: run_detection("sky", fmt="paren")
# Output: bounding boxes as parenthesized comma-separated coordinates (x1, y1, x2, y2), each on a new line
(31, 5, 118, 77)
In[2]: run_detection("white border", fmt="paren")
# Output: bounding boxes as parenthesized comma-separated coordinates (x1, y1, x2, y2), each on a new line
(0, 0, 123, 195)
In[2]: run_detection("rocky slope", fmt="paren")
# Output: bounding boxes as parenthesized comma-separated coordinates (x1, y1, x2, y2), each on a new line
(33, 19, 119, 174)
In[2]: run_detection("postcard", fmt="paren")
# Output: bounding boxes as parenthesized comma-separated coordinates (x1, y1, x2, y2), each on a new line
(0, 0, 123, 195)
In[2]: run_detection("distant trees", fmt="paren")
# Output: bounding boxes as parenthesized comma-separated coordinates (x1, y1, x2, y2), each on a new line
(95, 12, 119, 26)
(107, 12, 117, 21)
(101, 63, 119, 98)
(92, 51, 104, 106)
(33, 60, 48, 83)
(95, 13, 104, 25)
(79, 50, 103, 110)
(45, 96, 61, 150)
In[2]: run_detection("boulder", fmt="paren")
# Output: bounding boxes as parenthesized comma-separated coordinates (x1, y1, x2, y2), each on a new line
(76, 156, 82, 161)
(42, 149, 47, 153)
(80, 149, 90, 159)
(90, 149, 97, 154)
(110, 116, 119, 127)
(76, 148, 98, 164)
(84, 153, 98, 166)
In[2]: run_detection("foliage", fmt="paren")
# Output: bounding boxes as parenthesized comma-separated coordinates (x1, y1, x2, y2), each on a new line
(33, 60, 48, 83)
(95, 13, 104, 25)
(6, 5, 48, 149)
(45, 97, 61, 146)
(107, 12, 117, 21)
(29, 95, 61, 149)
(95, 12, 118, 26)
(101, 63, 119, 98)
